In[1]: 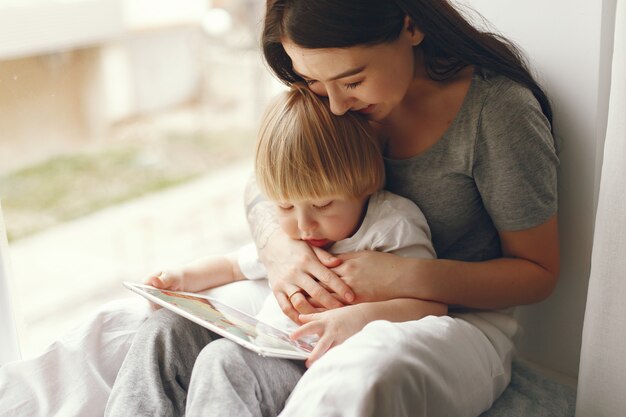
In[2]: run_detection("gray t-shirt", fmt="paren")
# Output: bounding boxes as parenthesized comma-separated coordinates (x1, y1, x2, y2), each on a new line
(384, 68, 558, 262)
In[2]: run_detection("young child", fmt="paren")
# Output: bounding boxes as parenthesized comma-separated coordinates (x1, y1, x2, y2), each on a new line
(145, 86, 446, 363)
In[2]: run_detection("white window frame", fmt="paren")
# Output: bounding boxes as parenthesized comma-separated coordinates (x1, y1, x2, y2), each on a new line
(0, 201, 20, 365)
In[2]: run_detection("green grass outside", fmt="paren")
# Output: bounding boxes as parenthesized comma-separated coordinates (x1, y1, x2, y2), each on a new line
(0, 129, 254, 241)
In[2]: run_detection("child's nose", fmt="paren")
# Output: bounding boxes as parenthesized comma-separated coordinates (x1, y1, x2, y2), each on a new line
(298, 214, 317, 232)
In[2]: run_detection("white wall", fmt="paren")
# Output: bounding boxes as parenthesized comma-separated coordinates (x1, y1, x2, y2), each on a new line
(0, 0, 124, 61)
(463, 0, 616, 377)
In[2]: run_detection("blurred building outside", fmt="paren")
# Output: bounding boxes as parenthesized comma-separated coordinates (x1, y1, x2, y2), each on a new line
(0, 0, 286, 358)
(0, 0, 275, 173)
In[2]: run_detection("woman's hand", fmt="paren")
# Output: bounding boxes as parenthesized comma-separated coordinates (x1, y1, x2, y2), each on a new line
(260, 232, 355, 323)
(290, 305, 368, 367)
(332, 251, 416, 303)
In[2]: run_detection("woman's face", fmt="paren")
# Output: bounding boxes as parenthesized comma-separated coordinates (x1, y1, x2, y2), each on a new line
(281, 21, 423, 121)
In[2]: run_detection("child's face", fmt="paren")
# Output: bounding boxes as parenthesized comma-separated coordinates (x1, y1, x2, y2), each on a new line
(275, 195, 369, 250)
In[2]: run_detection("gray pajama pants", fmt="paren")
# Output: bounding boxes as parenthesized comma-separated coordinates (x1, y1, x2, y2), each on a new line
(105, 308, 515, 417)
(104, 309, 306, 417)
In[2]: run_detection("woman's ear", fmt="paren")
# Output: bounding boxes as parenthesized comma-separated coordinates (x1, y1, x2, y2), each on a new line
(404, 15, 425, 46)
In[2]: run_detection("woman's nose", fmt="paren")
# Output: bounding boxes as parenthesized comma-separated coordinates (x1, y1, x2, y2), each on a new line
(327, 88, 351, 116)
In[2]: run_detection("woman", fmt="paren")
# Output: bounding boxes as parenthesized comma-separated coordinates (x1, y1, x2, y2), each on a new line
(107, 1, 559, 416)
(239, 0, 559, 416)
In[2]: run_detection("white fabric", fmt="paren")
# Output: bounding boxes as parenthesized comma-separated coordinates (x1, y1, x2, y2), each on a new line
(0, 298, 150, 417)
(281, 314, 513, 417)
(326, 190, 435, 259)
(239, 190, 436, 332)
(201, 278, 270, 316)
(0, 280, 269, 417)
(237, 243, 267, 280)
(576, 1, 626, 415)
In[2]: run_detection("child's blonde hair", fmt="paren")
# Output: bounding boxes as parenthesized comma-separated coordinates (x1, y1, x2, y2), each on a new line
(255, 85, 384, 202)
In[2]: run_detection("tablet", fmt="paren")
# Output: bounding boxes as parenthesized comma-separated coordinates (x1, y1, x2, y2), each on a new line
(124, 282, 312, 360)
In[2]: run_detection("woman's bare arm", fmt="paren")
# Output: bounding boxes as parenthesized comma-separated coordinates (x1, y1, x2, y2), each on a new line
(244, 175, 354, 321)
(244, 175, 280, 250)
(333, 215, 560, 310)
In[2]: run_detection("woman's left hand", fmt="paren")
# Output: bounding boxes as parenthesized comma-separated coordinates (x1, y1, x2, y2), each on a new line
(331, 250, 415, 303)
(290, 305, 368, 367)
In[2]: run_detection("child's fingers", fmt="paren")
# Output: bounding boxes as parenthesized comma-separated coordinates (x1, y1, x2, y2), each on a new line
(158, 273, 177, 288)
(150, 272, 182, 290)
(145, 275, 164, 288)
(144, 271, 162, 284)
(305, 336, 333, 368)
(298, 313, 319, 323)
(290, 320, 321, 340)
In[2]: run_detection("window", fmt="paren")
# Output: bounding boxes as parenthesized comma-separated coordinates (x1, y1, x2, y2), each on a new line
(0, 0, 284, 358)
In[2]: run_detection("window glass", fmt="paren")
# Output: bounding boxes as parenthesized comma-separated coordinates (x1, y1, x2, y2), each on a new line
(0, 0, 284, 358)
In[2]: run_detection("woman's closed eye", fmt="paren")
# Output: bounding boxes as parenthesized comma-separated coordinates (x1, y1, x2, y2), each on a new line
(344, 81, 362, 90)
(304, 79, 361, 90)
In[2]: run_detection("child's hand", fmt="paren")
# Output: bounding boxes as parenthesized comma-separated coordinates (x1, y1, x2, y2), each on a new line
(290, 305, 368, 367)
(144, 269, 185, 310)
(144, 269, 185, 291)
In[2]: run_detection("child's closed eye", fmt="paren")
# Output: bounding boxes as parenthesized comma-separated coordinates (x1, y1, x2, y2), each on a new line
(313, 201, 333, 210)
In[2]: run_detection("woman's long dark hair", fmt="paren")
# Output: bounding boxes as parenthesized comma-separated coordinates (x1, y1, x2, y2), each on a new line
(262, 0, 553, 126)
